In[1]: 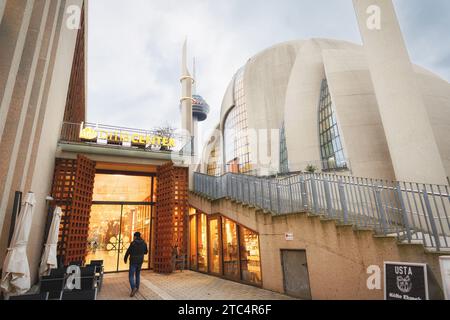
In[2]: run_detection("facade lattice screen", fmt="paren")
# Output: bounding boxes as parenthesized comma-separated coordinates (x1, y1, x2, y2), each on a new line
(52, 155, 96, 266)
(318, 79, 347, 171)
(154, 163, 189, 273)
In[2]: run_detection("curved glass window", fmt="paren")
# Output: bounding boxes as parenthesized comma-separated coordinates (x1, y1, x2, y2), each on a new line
(224, 68, 252, 174)
(319, 79, 348, 171)
(207, 142, 221, 176)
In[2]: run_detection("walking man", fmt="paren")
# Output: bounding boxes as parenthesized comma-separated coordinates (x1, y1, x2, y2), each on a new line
(124, 232, 148, 297)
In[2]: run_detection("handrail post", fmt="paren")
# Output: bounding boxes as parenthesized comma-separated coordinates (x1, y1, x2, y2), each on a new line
(300, 176, 308, 211)
(260, 179, 264, 209)
(422, 190, 441, 251)
(239, 175, 244, 202)
(338, 179, 349, 224)
(310, 175, 319, 214)
(276, 184, 281, 214)
(396, 183, 411, 243)
(269, 179, 273, 212)
(374, 186, 388, 233)
(324, 180, 333, 218)
(247, 177, 251, 204)
(289, 176, 294, 213)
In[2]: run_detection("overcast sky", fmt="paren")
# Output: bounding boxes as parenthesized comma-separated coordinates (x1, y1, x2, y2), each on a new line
(87, 0, 450, 143)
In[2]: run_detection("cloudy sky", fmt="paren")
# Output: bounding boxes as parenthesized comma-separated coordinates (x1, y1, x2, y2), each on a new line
(87, 0, 450, 143)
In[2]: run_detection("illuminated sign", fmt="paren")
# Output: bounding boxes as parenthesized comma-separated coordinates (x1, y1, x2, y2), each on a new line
(79, 123, 176, 149)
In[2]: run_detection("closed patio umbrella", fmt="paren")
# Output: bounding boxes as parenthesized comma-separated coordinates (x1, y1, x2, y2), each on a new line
(39, 207, 62, 277)
(1, 192, 36, 295)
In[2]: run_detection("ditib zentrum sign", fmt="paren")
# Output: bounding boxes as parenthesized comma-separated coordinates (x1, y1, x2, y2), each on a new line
(384, 262, 429, 300)
(79, 123, 176, 149)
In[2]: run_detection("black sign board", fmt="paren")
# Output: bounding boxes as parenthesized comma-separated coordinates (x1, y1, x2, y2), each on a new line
(384, 262, 429, 300)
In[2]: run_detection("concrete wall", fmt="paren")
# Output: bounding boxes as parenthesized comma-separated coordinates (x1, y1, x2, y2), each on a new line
(0, 0, 84, 285)
(189, 192, 443, 300)
(0, 0, 55, 266)
(284, 40, 325, 173)
(353, 0, 448, 185)
(414, 66, 450, 180)
(244, 41, 302, 174)
(323, 49, 395, 180)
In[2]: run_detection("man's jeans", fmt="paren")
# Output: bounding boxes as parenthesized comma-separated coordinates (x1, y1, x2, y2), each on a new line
(129, 263, 142, 290)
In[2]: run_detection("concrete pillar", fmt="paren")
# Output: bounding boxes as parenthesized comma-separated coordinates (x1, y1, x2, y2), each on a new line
(0, 0, 7, 25)
(0, 0, 82, 285)
(180, 40, 193, 136)
(17, 0, 61, 193)
(0, 0, 35, 141)
(0, 0, 50, 247)
(352, 0, 448, 185)
(26, 0, 83, 284)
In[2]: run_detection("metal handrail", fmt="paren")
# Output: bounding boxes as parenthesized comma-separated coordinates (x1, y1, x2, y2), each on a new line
(193, 172, 450, 251)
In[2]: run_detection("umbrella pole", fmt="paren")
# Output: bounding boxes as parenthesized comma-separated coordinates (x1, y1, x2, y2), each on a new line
(7, 191, 22, 247)
(37, 201, 56, 281)
(1, 191, 22, 299)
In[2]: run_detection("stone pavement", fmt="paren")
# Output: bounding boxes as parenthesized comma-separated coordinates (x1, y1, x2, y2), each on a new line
(98, 270, 296, 300)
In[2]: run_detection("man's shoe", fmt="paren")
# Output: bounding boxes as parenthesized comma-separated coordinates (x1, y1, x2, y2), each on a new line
(130, 288, 138, 297)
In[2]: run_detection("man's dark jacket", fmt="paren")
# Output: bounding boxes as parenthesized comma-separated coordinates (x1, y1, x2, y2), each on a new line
(124, 238, 148, 265)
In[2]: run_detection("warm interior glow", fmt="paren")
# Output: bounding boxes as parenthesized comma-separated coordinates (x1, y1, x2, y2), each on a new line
(86, 174, 154, 272)
(93, 174, 152, 202)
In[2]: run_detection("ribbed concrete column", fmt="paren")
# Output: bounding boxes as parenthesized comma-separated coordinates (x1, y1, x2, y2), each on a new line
(352, 0, 447, 185)
(0, 0, 34, 141)
(0, 0, 50, 265)
(26, 0, 83, 283)
(0, 0, 7, 25)
(5, 0, 60, 245)
(24, 0, 66, 194)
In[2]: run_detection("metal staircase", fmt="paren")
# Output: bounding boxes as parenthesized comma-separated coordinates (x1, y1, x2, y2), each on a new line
(193, 172, 450, 252)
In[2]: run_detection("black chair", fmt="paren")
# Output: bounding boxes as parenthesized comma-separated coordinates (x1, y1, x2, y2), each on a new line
(86, 262, 104, 291)
(8, 292, 49, 300)
(89, 260, 103, 267)
(68, 260, 83, 267)
(49, 268, 66, 279)
(64, 266, 97, 291)
(40, 277, 65, 300)
(62, 266, 98, 300)
(62, 288, 97, 301)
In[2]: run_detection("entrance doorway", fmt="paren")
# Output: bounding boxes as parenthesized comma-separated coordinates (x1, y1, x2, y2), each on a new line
(86, 173, 157, 272)
(281, 250, 312, 299)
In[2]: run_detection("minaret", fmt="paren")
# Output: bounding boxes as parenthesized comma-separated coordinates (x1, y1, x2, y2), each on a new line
(192, 57, 198, 147)
(353, 0, 447, 185)
(180, 39, 194, 137)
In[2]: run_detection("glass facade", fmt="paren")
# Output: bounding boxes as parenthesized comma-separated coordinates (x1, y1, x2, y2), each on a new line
(208, 218, 221, 274)
(189, 209, 262, 286)
(239, 226, 262, 285)
(318, 79, 348, 171)
(222, 218, 240, 280)
(189, 215, 197, 270)
(207, 142, 222, 177)
(197, 214, 208, 272)
(224, 68, 252, 174)
(92, 174, 153, 202)
(87, 174, 155, 272)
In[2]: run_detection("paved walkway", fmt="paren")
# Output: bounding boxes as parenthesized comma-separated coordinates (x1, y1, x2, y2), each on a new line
(98, 271, 296, 300)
